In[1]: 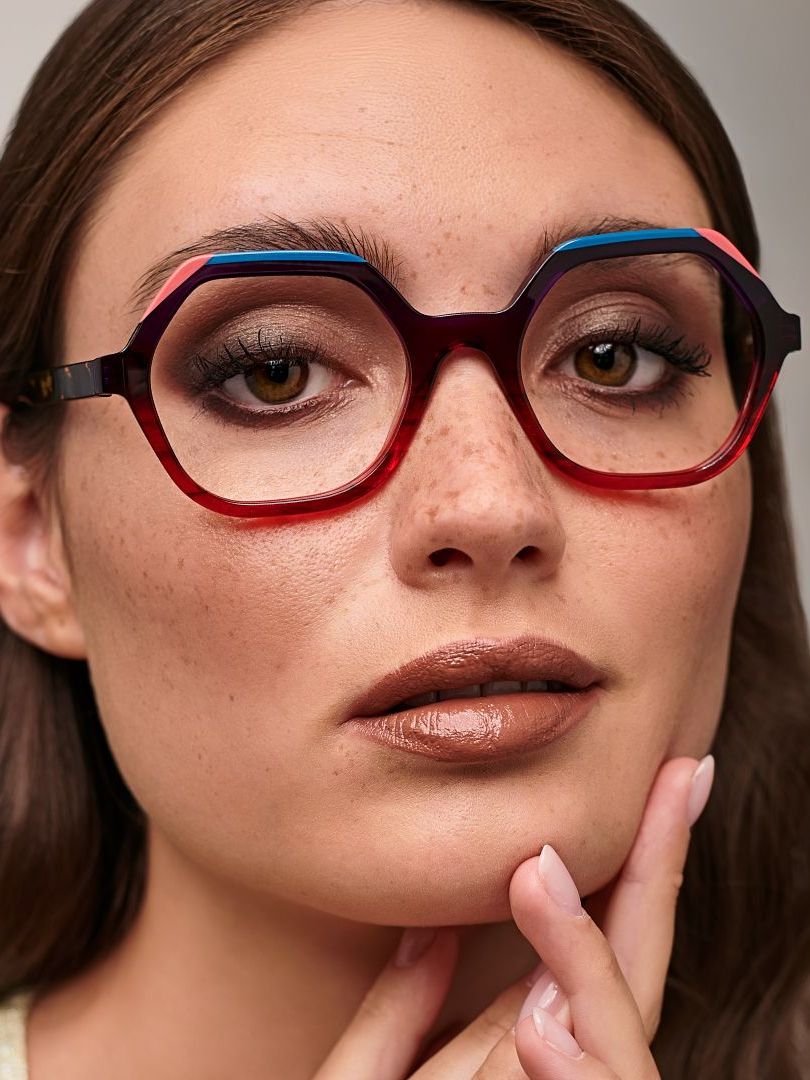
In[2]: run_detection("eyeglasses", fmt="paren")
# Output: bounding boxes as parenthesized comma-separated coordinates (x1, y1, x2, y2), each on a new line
(8, 227, 801, 518)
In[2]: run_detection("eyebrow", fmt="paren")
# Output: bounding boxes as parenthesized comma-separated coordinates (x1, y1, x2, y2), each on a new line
(128, 212, 685, 317)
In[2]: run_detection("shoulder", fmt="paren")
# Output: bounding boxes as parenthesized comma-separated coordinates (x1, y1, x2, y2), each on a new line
(0, 989, 33, 1080)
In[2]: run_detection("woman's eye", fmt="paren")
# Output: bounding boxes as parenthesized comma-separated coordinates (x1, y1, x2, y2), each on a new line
(563, 341, 666, 391)
(219, 357, 330, 408)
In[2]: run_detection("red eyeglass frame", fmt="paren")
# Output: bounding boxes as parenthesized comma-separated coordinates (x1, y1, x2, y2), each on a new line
(9, 227, 802, 519)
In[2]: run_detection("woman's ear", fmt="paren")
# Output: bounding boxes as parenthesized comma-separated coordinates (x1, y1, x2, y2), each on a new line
(0, 407, 87, 659)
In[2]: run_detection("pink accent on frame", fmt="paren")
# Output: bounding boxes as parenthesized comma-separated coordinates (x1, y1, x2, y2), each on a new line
(142, 254, 211, 317)
(697, 229, 760, 277)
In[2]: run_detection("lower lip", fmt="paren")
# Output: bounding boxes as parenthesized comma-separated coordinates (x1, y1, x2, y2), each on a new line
(343, 686, 602, 763)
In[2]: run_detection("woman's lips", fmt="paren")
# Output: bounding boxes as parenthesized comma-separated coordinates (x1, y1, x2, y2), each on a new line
(343, 685, 601, 763)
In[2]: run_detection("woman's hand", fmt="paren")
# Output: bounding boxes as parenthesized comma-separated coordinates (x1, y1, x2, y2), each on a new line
(312, 752, 715, 1079)
(508, 752, 714, 1077)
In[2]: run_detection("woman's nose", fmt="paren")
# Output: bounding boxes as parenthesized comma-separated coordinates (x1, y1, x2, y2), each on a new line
(387, 348, 567, 591)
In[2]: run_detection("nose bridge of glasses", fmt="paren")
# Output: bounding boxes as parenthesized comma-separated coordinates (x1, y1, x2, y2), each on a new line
(420, 307, 522, 381)
(409, 308, 530, 443)
(402, 309, 554, 486)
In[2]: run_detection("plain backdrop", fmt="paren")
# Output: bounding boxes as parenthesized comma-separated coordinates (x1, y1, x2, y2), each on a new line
(1, 0, 808, 622)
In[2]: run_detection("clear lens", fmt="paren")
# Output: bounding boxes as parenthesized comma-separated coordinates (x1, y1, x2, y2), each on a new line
(150, 274, 409, 502)
(519, 252, 756, 474)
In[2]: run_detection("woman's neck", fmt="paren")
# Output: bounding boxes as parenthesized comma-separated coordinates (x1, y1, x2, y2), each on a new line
(25, 825, 539, 1079)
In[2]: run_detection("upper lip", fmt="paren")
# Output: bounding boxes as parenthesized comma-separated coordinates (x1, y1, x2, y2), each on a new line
(344, 635, 605, 719)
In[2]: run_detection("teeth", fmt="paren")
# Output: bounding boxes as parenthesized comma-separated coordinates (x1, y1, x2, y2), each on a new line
(438, 684, 481, 701)
(482, 680, 522, 695)
(394, 679, 571, 711)
(402, 690, 440, 708)
(526, 680, 550, 691)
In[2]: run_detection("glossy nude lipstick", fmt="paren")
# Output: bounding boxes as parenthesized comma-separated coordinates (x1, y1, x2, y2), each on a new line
(341, 636, 605, 763)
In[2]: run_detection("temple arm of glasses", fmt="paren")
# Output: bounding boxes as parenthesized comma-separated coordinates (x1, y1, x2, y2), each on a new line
(13, 355, 122, 406)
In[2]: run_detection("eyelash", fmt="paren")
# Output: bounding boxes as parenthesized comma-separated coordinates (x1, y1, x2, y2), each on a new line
(549, 315, 712, 413)
(188, 332, 346, 424)
(191, 333, 332, 387)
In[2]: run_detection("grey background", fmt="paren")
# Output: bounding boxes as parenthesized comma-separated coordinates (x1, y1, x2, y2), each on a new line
(1, 0, 808, 619)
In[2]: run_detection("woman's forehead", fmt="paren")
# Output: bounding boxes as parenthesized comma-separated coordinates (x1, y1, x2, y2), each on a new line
(67, 0, 711, 346)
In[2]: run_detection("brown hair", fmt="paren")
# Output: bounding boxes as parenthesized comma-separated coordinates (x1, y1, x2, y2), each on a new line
(0, 1, 808, 1075)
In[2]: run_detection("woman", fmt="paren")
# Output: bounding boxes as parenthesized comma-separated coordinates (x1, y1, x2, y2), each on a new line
(0, 0, 808, 1077)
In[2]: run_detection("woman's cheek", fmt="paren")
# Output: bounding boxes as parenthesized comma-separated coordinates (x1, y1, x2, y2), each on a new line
(61, 447, 360, 823)
(599, 457, 751, 753)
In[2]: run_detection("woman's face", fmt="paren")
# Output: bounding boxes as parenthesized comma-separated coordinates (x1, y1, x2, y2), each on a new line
(52, 0, 750, 921)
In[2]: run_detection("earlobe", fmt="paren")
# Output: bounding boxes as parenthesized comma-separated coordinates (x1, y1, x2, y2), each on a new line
(0, 428, 87, 661)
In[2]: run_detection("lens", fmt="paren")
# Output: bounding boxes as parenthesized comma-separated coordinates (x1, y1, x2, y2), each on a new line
(519, 251, 757, 474)
(150, 274, 409, 502)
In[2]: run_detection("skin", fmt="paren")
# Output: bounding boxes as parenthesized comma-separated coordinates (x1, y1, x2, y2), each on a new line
(312, 755, 713, 1077)
(0, 0, 750, 1076)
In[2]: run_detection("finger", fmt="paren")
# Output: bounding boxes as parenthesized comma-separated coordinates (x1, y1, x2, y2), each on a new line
(509, 845, 657, 1078)
(468, 984, 601, 1080)
(512, 755, 713, 1048)
(582, 754, 714, 1038)
(518, 962, 572, 1033)
(313, 926, 458, 1080)
(412, 972, 536, 1078)
(513, 1008, 623, 1080)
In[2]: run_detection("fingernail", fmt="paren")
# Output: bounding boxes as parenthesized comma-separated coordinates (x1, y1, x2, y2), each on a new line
(518, 968, 563, 1024)
(532, 1005, 584, 1059)
(394, 927, 437, 968)
(524, 959, 546, 987)
(537, 845, 584, 917)
(686, 754, 715, 828)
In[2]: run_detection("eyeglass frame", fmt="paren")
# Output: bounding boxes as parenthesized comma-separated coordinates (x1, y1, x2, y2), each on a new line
(8, 227, 802, 519)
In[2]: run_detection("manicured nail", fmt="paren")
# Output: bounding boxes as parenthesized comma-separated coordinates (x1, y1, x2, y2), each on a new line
(518, 968, 562, 1024)
(686, 754, 715, 827)
(532, 1005, 584, 1059)
(394, 927, 437, 967)
(538, 845, 584, 917)
(524, 959, 546, 987)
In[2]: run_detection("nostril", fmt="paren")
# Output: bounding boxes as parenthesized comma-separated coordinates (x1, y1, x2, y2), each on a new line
(429, 547, 453, 567)
(429, 547, 471, 567)
(516, 545, 540, 561)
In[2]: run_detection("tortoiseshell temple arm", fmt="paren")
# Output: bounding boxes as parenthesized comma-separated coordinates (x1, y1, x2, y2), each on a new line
(13, 355, 123, 406)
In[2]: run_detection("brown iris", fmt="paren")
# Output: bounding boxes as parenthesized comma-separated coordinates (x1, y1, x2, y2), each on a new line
(573, 342, 636, 387)
(244, 360, 308, 404)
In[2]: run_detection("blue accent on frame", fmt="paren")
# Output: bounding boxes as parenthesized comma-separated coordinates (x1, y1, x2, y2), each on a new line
(555, 228, 700, 253)
(207, 234, 703, 268)
(207, 250, 366, 266)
